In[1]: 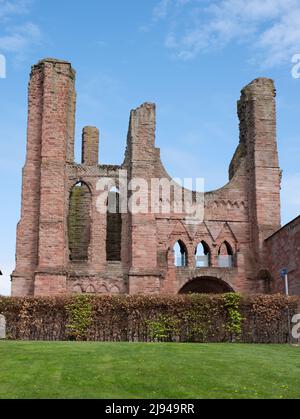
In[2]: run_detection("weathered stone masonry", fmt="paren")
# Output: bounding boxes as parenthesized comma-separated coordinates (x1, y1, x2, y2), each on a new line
(265, 216, 300, 295)
(11, 58, 300, 296)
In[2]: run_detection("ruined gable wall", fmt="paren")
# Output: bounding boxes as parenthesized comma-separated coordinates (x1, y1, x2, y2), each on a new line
(12, 59, 283, 297)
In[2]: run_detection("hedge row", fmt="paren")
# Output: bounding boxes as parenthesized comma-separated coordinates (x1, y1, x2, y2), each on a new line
(0, 294, 300, 343)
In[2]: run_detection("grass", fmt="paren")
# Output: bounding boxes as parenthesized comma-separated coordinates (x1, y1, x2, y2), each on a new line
(0, 341, 300, 399)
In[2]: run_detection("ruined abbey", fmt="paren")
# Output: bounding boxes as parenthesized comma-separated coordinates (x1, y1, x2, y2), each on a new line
(11, 58, 300, 297)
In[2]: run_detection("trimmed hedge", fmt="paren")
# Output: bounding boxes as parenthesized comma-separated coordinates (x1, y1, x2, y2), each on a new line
(0, 294, 299, 343)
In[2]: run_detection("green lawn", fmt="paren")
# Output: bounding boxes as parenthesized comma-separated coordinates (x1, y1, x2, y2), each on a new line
(0, 342, 300, 399)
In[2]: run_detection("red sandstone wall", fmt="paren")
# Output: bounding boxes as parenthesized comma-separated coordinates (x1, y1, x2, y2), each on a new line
(265, 216, 300, 295)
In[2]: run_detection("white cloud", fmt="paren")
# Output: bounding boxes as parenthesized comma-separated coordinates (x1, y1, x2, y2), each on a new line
(153, 0, 172, 20)
(257, 9, 300, 67)
(153, 0, 192, 20)
(0, 0, 41, 59)
(0, 0, 31, 20)
(152, 0, 300, 67)
(0, 22, 41, 53)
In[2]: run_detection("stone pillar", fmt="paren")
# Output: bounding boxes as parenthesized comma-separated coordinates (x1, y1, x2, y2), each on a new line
(82, 126, 99, 165)
(34, 59, 76, 296)
(238, 78, 281, 256)
(125, 103, 161, 294)
(11, 59, 76, 297)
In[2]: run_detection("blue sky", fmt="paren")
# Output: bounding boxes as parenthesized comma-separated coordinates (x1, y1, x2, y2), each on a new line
(0, 0, 300, 295)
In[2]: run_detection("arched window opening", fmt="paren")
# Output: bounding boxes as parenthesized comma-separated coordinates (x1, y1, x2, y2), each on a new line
(68, 182, 92, 261)
(218, 241, 234, 268)
(106, 188, 122, 262)
(173, 240, 188, 267)
(195, 241, 211, 268)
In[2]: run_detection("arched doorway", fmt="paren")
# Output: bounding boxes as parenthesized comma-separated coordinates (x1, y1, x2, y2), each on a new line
(68, 182, 92, 261)
(179, 276, 234, 294)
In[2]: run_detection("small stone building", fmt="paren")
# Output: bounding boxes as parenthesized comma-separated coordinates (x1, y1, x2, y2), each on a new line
(11, 58, 300, 297)
(265, 216, 300, 295)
